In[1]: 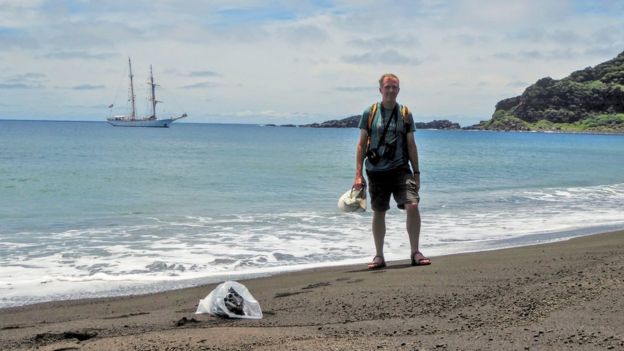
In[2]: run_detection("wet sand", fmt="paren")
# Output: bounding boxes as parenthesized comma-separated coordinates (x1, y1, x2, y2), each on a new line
(1, 230, 623, 350)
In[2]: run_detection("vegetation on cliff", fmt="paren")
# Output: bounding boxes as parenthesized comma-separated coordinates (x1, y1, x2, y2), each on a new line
(472, 50, 624, 133)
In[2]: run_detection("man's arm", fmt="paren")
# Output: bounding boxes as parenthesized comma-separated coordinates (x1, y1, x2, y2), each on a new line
(354, 129, 368, 190)
(406, 131, 420, 190)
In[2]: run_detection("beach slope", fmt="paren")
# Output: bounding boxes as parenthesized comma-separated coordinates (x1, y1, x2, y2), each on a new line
(1, 231, 623, 350)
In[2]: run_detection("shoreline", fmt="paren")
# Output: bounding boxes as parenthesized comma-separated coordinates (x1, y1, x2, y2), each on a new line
(4, 119, 623, 134)
(2, 229, 623, 350)
(3, 222, 623, 310)
(461, 128, 624, 135)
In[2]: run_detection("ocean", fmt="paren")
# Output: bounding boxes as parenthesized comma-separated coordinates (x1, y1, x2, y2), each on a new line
(1, 120, 623, 307)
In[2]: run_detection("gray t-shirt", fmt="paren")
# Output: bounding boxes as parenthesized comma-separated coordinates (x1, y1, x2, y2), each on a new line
(358, 102, 415, 172)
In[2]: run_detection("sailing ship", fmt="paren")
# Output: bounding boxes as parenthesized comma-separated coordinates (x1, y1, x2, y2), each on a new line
(107, 58, 187, 128)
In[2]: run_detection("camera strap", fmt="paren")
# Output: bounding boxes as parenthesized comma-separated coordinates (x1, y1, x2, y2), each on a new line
(375, 104, 398, 150)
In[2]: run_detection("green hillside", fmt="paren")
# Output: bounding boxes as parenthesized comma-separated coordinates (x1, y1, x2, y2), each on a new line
(472, 51, 624, 133)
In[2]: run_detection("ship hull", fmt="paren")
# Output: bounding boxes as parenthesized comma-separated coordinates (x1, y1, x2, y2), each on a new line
(106, 118, 177, 128)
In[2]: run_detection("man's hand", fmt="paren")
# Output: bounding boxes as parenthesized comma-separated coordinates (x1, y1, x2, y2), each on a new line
(353, 175, 365, 190)
(412, 172, 420, 192)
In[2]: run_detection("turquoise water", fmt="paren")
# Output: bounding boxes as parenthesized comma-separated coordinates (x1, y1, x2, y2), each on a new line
(1, 120, 624, 306)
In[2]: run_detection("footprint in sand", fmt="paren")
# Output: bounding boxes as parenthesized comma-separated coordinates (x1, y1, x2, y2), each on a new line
(301, 282, 331, 290)
(274, 291, 308, 298)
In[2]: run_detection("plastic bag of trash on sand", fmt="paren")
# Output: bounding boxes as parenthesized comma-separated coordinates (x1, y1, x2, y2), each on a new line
(195, 281, 263, 319)
(338, 186, 367, 212)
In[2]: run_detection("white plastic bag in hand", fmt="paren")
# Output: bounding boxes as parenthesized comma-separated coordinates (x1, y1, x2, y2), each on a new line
(195, 281, 263, 319)
(338, 187, 367, 212)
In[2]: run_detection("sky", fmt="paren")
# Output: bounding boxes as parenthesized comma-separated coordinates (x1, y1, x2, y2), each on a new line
(1, 0, 623, 126)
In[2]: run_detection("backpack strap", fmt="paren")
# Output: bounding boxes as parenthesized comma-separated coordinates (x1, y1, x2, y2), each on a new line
(400, 105, 411, 132)
(367, 103, 378, 133)
(367, 103, 411, 135)
(366, 103, 378, 146)
(399, 105, 412, 156)
(401, 105, 409, 122)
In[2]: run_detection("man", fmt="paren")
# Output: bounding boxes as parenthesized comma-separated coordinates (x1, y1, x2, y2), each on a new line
(354, 73, 431, 269)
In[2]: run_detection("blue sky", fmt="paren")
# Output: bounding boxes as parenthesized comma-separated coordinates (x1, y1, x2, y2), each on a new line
(1, 0, 623, 125)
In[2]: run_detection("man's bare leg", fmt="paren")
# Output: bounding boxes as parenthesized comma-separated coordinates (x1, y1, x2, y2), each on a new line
(406, 203, 421, 253)
(372, 210, 386, 258)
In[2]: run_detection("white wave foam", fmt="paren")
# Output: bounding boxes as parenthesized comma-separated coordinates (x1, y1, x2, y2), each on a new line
(1, 182, 623, 307)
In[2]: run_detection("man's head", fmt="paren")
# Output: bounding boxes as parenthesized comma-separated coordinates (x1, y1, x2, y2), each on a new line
(379, 73, 400, 107)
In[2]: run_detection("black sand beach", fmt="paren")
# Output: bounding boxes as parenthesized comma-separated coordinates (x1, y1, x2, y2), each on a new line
(1, 230, 623, 350)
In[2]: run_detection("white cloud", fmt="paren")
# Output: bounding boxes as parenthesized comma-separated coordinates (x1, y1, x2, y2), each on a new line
(0, 0, 623, 125)
(180, 81, 222, 89)
(41, 51, 119, 60)
(189, 70, 220, 77)
(275, 23, 329, 45)
(342, 49, 422, 65)
(70, 84, 106, 90)
(348, 35, 420, 48)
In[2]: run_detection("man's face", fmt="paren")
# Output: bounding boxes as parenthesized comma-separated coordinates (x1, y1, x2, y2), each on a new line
(380, 77, 400, 104)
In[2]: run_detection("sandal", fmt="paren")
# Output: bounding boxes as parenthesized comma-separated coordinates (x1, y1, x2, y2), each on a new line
(367, 255, 386, 269)
(411, 251, 431, 266)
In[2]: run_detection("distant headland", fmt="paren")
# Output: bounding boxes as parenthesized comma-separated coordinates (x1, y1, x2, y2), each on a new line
(265, 115, 461, 129)
(275, 50, 624, 133)
(266, 117, 461, 130)
(297, 116, 461, 129)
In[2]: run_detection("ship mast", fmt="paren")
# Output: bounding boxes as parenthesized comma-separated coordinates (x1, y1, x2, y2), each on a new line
(128, 58, 136, 119)
(149, 65, 159, 118)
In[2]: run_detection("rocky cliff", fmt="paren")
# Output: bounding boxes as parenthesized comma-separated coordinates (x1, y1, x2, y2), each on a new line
(416, 120, 461, 129)
(300, 116, 460, 129)
(470, 50, 624, 133)
(301, 115, 360, 128)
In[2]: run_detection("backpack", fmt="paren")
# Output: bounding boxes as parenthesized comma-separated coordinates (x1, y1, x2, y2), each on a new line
(366, 103, 411, 144)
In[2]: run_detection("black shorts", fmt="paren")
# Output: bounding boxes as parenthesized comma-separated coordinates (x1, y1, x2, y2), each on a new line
(366, 167, 420, 212)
